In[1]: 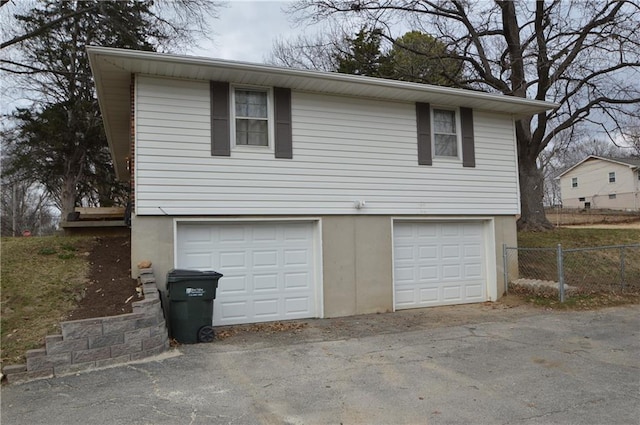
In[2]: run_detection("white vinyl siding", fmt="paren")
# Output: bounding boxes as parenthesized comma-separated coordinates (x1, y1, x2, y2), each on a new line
(135, 76, 520, 216)
(559, 159, 639, 210)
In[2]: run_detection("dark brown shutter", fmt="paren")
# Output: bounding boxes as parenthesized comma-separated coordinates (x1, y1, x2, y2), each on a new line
(274, 87, 292, 159)
(460, 107, 476, 167)
(416, 102, 432, 166)
(210, 81, 230, 156)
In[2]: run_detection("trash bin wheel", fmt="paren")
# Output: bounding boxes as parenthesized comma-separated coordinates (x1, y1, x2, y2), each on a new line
(198, 325, 215, 343)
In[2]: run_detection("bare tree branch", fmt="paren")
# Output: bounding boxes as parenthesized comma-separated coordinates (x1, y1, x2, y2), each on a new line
(1, 5, 98, 49)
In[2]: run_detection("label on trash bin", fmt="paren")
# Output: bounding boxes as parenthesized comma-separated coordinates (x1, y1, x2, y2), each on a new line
(185, 287, 205, 297)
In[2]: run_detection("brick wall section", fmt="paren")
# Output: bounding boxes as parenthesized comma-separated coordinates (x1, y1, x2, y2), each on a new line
(2, 267, 169, 384)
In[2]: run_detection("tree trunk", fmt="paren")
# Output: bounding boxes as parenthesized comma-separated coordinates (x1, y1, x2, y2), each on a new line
(61, 174, 77, 221)
(517, 156, 553, 231)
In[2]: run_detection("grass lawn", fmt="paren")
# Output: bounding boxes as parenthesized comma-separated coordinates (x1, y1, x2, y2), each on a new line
(1, 236, 95, 366)
(515, 227, 640, 308)
(518, 227, 640, 248)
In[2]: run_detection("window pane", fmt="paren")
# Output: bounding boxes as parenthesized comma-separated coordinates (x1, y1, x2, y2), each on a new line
(247, 120, 268, 145)
(433, 109, 455, 133)
(435, 134, 457, 157)
(236, 118, 267, 146)
(235, 90, 267, 118)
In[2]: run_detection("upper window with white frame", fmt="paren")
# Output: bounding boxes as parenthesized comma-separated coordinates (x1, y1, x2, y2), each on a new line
(571, 177, 578, 188)
(234, 88, 270, 147)
(608, 172, 616, 183)
(433, 108, 459, 158)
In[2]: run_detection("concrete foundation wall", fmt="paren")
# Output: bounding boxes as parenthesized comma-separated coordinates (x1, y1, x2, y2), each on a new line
(131, 215, 174, 288)
(321, 216, 393, 318)
(493, 216, 518, 296)
(131, 215, 517, 318)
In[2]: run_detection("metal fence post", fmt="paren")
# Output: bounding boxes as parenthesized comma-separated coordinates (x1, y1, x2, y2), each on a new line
(557, 243, 565, 302)
(620, 246, 626, 290)
(503, 243, 509, 294)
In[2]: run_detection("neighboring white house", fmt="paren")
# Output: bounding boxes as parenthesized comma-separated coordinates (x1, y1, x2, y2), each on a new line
(558, 155, 640, 211)
(88, 47, 556, 326)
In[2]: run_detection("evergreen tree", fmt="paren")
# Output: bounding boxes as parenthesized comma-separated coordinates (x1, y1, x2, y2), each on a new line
(2, 1, 219, 218)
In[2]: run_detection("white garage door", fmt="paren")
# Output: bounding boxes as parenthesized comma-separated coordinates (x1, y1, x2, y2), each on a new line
(393, 221, 486, 309)
(176, 221, 317, 325)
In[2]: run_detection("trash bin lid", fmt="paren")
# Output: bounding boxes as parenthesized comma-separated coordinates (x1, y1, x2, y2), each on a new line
(167, 269, 223, 282)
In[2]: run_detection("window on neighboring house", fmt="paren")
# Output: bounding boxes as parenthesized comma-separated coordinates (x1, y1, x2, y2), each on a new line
(609, 194, 617, 199)
(234, 88, 269, 146)
(572, 177, 578, 188)
(433, 108, 458, 157)
(609, 172, 616, 183)
(579, 197, 586, 201)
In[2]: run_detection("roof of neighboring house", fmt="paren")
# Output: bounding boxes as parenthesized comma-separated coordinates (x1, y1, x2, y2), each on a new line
(557, 155, 640, 178)
(87, 46, 559, 180)
(611, 156, 640, 167)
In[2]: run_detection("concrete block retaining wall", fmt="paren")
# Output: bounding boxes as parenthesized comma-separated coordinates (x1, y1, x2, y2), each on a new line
(3, 268, 169, 384)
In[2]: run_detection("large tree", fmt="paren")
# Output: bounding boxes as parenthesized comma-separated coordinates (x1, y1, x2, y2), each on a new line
(334, 27, 392, 76)
(288, 0, 640, 230)
(1, 0, 219, 219)
(271, 27, 463, 85)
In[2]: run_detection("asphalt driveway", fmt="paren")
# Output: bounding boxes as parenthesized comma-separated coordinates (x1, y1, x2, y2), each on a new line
(2, 304, 639, 425)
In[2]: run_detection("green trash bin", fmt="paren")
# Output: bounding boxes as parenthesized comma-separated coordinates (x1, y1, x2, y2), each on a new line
(166, 269, 223, 344)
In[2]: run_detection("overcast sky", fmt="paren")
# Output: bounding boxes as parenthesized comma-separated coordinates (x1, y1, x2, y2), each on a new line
(191, 1, 303, 63)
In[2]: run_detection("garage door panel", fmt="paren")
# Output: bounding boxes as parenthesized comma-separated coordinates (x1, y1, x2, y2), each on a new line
(464, 264, 482, 279)
(417, 225, 437, 237)
(419, 288, 439, 303)
(395, 246, 415, 261)
(443, 285, 462, 300)
(253, 250, 278, 268)
(219, 300, 249, 321)
(394, 266, 415, 283)
(442, 225, 461, 237)
(394, 221, 487, 309)
(442, 244, 461, 259)
(395, 289, 415, 306)
(285, 297, 311, 315)
(181, 226, 211, 243)
(284, 225, 312, 240)
(443, 264, 461, 279)
(284, 249, 309, 266)
(465, 284, 483, 298)
(181, 253, 211, 269)
(463, 223, 482, 236)
(253, 226, 277, 241)
(220, 251, 246, 268)
(254, 299, 279, 318)
(419, 265, 437, 280)
(464, 244, 482, 258)
(418, 246, 437, 259)
(219, 226, 244, 242)
(253, 274, 278, 292)
(177, 222, 317, 325)
(285, 272, 310, 289)
(218, 275, 248, 294)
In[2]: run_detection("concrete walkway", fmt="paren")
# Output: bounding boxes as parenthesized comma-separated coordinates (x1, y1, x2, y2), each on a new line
(2, 305, 639, 425)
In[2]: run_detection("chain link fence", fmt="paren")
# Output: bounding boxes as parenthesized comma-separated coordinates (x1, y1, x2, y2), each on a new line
(504, 244, 640, 301)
